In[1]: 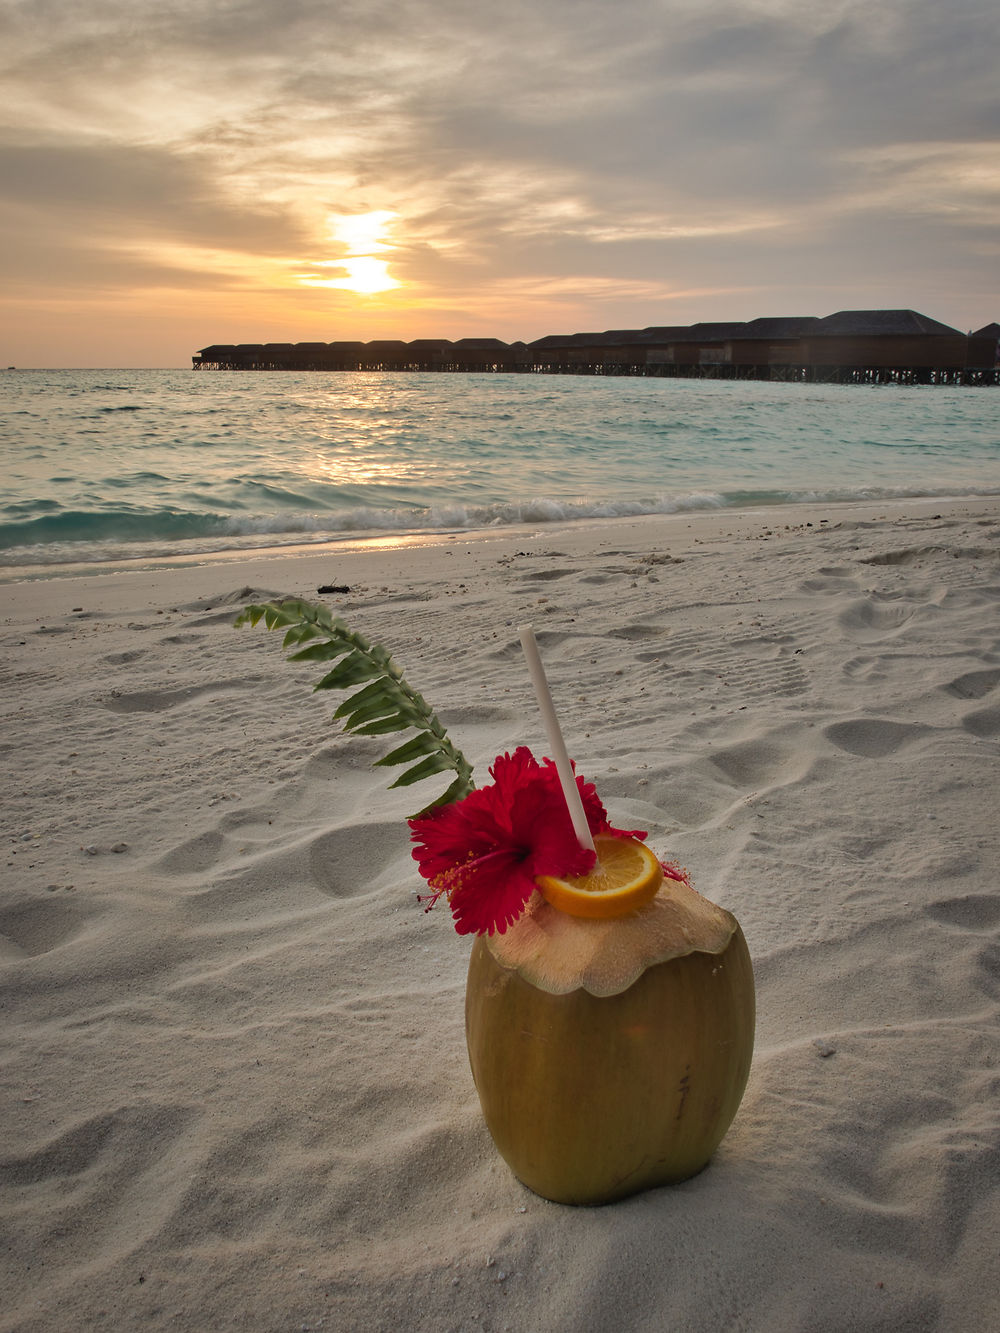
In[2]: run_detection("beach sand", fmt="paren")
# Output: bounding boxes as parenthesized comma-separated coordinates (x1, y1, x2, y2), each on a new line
(2, 498, 999, 1332)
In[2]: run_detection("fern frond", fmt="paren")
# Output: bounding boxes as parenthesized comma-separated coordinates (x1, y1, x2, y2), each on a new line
(236, 599, 474, 812)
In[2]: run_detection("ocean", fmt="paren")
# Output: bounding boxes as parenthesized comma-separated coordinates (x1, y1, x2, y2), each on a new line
(2, 369, 998, 579)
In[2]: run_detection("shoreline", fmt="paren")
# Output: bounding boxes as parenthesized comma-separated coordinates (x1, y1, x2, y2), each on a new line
(2, 491, 996, 589)
(3, 495, 999, 1331)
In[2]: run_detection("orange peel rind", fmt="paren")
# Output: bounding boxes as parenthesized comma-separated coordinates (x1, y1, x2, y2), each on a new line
(535, 834, 663, 919)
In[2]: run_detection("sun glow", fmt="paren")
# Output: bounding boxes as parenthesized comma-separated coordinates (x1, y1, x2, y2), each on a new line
(303, 257, 401, 294)
(299, 209, 402, 295)
(330, 210, 397, 253)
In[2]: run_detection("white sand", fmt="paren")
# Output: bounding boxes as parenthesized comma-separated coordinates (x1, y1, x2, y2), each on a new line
(2, 498, 999, 1332)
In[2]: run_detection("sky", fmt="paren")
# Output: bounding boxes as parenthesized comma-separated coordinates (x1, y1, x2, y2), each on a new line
(1, 0, 998, 367)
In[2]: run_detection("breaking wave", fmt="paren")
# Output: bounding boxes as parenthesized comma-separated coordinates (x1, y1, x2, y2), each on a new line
(3, 483, 998, 570)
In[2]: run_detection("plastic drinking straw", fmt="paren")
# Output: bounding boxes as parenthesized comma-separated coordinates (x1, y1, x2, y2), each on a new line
(519, 624, 597, 857)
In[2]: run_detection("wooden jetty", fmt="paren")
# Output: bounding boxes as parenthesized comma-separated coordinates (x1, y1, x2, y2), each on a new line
(193, 311, 999, 384)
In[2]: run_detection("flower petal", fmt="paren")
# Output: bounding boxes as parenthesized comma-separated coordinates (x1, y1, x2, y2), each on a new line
(409, 745, 650, 935)
(449, 853, 537, 936)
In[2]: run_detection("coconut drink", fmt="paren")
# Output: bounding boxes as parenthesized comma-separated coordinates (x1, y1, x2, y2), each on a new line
(239, 601, 755, 1206)
(465, 869, 754, 1205)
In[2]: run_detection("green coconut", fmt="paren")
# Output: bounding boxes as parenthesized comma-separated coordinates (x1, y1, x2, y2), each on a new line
(464, 877, 755, 1206)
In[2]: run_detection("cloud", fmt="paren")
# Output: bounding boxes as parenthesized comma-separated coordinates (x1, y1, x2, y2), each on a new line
(0, 139, 296, 246)
(0, 134, 311, 302)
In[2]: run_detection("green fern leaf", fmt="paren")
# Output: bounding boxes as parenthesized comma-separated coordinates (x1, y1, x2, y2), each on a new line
(287, 639, 353, 663)
(353, 713, 422, 738)
(427, 773, 476, 812)
(237, 598, 475, 810)
(374, 732, 445, 768)
(388, 752, 458, 789)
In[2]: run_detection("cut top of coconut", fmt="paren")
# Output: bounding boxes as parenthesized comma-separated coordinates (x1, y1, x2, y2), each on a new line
(485, 876, 739, 998)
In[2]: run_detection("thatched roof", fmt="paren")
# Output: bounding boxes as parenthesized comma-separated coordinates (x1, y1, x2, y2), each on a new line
(528, 333, 596, 349)
(688, 321, 748, 341)
(814, 310, 963, 337)
(637, 326, 697, 343)
(741, 316, 821, 338)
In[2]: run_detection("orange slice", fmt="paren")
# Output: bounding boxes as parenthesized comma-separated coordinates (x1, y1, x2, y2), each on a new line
(535, 834, 663, 919)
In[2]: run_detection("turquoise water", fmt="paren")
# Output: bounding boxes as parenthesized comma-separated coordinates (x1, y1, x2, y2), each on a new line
(2, 369, 998, 573)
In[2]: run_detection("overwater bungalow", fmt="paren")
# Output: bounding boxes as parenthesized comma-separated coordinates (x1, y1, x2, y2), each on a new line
(193, 310, 998, 383)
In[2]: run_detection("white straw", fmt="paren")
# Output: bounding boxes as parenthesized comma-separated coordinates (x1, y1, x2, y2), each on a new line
(519, 624, 596, 856)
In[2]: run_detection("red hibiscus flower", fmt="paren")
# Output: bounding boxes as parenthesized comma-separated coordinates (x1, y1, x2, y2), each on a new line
(408, 746, 647, 936)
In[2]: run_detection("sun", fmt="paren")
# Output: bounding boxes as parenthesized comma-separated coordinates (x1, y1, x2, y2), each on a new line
(330, 210, 396, 254)
(299, 210, 402, 295)
(326, 256, 400, 294)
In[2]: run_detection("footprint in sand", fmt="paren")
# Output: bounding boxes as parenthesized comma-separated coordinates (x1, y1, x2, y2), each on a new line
(0, 1105, 193, 1184)
(799, 568, 861, 594)
(0, 1105, 196, 1265)
(188, 609, 258, 627)
(308, 821, 409, 898)
(340, 997, 388, 1023)
(961, 706, 1000, 739)
(859, 546, 944, 566)
(490, 629, 577, 660)
(302, 738, 386, 780)
(437, 702, 516, 727)
(0, 899, 92, 960)
(180, 586, 290, 627)
(610, 623, 667, 641)
(154, 809, 296, 880)
(823, 719, 932, 758)
(154, 830, 227, 876)
(180, 587, 286, 614)
(608, 728, 816, 832)
(519, 567, 576, 582)
(925, 895, 1000, 931)
(938, 584, 1000, 611)
(842, 655, 886, 682)
(102, 649, 148, 665)
(943, 668, 1000, 701)
(977, 943, 1000, 998)
(101, 679, 256, 713)
(579, 571, 628, 585)
(838, 597, 921, 640)
(705, 737, 811, 789)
